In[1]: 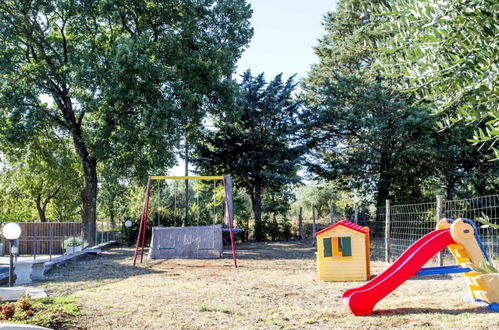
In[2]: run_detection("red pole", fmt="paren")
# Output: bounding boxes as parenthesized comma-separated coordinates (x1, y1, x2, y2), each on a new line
(133, 177, 152, 267)
(140, 178, 153, 263)
(223, 177, 237, 268)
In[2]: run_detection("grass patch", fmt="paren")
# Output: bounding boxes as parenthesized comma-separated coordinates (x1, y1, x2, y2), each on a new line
(198, 304, 232, 314)
(0, 295, 80, 329)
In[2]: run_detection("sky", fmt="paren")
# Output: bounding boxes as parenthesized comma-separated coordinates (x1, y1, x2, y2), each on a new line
(236, 0, 337, 81)
(170, 0, 337, 175)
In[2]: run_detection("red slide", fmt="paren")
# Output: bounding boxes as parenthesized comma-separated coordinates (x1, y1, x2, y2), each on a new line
(342, 229, 454, 316)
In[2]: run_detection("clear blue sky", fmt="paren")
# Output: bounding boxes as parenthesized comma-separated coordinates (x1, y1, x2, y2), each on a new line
(236, 0, 337, 81)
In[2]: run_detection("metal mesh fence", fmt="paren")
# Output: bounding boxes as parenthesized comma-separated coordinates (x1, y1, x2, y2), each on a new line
(390, 201, 437, 260)
(445, 195, 499, 261)
(291, 195, 498, 266)
(385, 195, 498, 265)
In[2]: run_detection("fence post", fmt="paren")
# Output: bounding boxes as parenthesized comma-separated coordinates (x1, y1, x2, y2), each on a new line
(354, 202, 359, 224)
(62, 225, 65, 256)
(87, 222, 90, 247)
(72, 222, 76, 254)
(81, 224, 84, 250)
(329, 205, 334, 225)
(312, 207, 316, 247)
(49, 223, 53, 262)
(298, 207, 303, 241)
(436, 194, 444, 266)
(385, 199, 391, 263)
(33, 223, 38, 260)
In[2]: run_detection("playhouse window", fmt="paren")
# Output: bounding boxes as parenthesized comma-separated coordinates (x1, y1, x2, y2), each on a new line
(323, 237, 351, 257)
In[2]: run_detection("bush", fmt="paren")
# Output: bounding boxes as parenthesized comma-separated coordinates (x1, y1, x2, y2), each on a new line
(63, 237, 83, 248)
(281, 219, 292, 241)
(2, 303, 15, 320)
(17, 294, 31, 311)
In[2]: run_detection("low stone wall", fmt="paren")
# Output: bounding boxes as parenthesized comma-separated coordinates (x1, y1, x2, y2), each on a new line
(148, 225, 223, 259)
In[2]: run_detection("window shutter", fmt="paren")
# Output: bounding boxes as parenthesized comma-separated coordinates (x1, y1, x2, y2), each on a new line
(340, 237, 352, 256)
(323, 237, 332, 257)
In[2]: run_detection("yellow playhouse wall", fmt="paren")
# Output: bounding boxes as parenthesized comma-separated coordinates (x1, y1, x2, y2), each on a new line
(316, 227, 368, 281)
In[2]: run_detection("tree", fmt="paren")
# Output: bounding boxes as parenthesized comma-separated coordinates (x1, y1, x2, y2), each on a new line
(374, 0, 498, 159)
(194, 71, 304, 240)
(301, 0, 436, 206)
(0, 131, 81, 222)
(0, 0, 252, 243)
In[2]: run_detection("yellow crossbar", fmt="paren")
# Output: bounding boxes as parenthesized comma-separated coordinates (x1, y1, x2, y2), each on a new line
(150, 176, 224, 181)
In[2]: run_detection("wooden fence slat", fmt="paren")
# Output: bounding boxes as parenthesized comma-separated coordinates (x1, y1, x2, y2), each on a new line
(3, 222, 84, 255)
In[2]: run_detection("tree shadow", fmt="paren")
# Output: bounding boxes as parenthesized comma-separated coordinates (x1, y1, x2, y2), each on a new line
(35, 247, 167, 295)
(373, 306, 492, 316)
(407, 274, 454, 280)
(230, 241, 315, 260)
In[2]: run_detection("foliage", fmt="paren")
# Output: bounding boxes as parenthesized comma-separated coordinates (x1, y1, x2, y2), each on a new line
(470, 260, 499, 274)
(0, 0, 253, 242)
(63, 237, 83, 248)
(292, 181, 342, 217)
(475, 213, 499, 230)
(0, 132, 81, 222)
(194, 71, 304, 240)
(301, 0, 436, 206)
(97, 168, 130, 227)
(374, 0, 499, 159)
(2, 303, 15, 320)
(17, 294, 31, 312)
(0, 296, 81, 328)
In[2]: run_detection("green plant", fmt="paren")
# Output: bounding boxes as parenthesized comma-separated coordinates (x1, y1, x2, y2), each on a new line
(281, 219, 292, 241)
(17, 294, 31, 311)
(470, 260, 499, 274)
(63, 237, 83, 248)
(2, 303, 15, 320)
(475, 214, 499, 230)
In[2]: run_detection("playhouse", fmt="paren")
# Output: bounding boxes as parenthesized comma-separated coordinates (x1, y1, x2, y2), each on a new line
(314, 220, 370, 281)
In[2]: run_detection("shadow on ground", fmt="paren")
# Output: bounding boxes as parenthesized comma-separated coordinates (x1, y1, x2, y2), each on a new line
(38, 247, 166, 294)
(374, 306, 491, 316)
(231, 241, 315, 260)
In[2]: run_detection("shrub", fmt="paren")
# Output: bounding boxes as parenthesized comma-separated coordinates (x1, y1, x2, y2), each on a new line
(2, 303, 15, 320)
(63, 237, 83, 248)
(17, 294, 31, 311)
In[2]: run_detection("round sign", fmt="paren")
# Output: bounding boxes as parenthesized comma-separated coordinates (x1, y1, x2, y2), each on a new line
(124, 220, 133, 228)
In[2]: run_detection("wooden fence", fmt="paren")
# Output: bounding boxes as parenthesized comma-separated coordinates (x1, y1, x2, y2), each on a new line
(1, 222, 117, 256)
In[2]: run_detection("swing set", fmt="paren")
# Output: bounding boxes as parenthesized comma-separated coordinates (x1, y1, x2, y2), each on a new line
(132, 175, 238, 268)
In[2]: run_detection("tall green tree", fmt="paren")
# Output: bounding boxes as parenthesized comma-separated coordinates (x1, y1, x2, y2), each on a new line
(0, 131, 81, 222)
(0, 0, 252, 243)
(194, 71, 303, 240)
(301, 0, 435, 206)
(374, 0, 498, 159)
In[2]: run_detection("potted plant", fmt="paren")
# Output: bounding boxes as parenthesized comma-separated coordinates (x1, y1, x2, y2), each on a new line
(63, 237, 83, 255)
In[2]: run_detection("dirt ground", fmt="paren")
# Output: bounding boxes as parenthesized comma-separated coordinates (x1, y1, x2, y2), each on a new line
(39, 242, 498, 329)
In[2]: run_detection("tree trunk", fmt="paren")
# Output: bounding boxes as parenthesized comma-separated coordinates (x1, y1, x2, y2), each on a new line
(65, 107, 98, 246)
(446, 182, 455, 202)
(251, 179, 264, 241)
(81, 156, 98, 246)
(445, 178, 456, 218)
(35, 195, 47, 223)
(47, 78, 98, 244)
(35, 185, 61, 223)
(376, 151, 392, 207)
